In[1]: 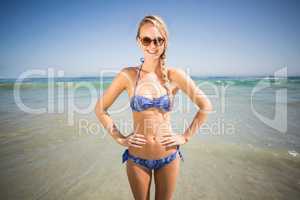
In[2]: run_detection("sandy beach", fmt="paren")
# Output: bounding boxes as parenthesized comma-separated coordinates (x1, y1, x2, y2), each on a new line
(0, 113, 299, 199)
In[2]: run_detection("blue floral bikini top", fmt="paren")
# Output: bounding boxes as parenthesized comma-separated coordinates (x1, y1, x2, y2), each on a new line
(130, 65, 173, 112)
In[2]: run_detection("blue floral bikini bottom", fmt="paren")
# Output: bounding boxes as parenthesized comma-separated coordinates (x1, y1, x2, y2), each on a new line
(122, 145, 184, 170)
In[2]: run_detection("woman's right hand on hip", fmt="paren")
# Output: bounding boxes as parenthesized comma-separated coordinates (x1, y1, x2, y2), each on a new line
(121, 133, 147, 148)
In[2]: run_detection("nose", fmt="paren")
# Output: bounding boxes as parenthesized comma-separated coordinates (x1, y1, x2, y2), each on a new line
(149, 41, 157, 49)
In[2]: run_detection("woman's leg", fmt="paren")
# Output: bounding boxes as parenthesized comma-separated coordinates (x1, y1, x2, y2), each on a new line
(126, 159, 152, 200)
(154, 156, 180, 200)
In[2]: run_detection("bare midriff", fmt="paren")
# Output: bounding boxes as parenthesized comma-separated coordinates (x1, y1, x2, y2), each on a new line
(128, 109, 177, 160)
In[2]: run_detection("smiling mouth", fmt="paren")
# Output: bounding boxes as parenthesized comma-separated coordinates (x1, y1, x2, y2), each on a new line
(146, 50, 158, 54)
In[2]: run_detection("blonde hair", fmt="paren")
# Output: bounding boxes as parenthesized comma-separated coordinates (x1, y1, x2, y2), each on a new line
(136, 15, 174, 116)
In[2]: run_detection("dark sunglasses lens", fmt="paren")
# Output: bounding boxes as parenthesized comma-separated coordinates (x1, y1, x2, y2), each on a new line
(155, 37, 164, 46)
(142, 37, 152, 46)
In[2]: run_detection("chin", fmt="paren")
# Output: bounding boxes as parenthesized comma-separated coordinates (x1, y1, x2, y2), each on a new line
(144, 53, 162, 60)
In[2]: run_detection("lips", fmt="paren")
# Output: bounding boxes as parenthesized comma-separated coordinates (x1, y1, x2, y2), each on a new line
(146, 50, 158, 54)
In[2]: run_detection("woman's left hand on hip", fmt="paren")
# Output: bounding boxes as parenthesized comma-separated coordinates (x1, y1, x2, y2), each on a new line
(159, 134, 187, 147)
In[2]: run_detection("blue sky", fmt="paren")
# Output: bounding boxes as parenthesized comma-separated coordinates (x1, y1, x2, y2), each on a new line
(0, 0, 299, 78)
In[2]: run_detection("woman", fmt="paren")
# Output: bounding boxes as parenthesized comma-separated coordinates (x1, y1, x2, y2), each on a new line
(95, 15, 212, 200)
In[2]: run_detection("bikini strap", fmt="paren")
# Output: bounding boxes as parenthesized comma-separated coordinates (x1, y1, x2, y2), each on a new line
(177, 145, 184, 162)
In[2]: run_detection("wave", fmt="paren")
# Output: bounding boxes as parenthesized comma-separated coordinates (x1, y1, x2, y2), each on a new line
(0, 77, 299, 90)
(0, 82, 110, 90)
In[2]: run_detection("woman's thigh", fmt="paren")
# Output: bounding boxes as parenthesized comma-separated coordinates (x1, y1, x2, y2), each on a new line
(126, 160, 152, 200)
(154, 157, 180, 200)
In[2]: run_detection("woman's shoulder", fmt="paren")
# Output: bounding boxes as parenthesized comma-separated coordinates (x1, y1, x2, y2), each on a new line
(167, 66, 188, 81)
(117, 66, 140, 83)
(120, 66, 139, 75)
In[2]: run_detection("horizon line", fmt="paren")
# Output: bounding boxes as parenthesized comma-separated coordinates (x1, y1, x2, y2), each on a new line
(1, 74, 300, 80)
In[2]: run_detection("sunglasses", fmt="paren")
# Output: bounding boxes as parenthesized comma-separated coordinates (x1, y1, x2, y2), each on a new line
(139, 36, 165, 46)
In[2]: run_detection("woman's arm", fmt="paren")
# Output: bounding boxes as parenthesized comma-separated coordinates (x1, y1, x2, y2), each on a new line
(94, 68, 130, 146)
(171, 68, 213, 142)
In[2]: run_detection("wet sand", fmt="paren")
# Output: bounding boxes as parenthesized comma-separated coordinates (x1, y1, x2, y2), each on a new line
(0, 113, 300, 200)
